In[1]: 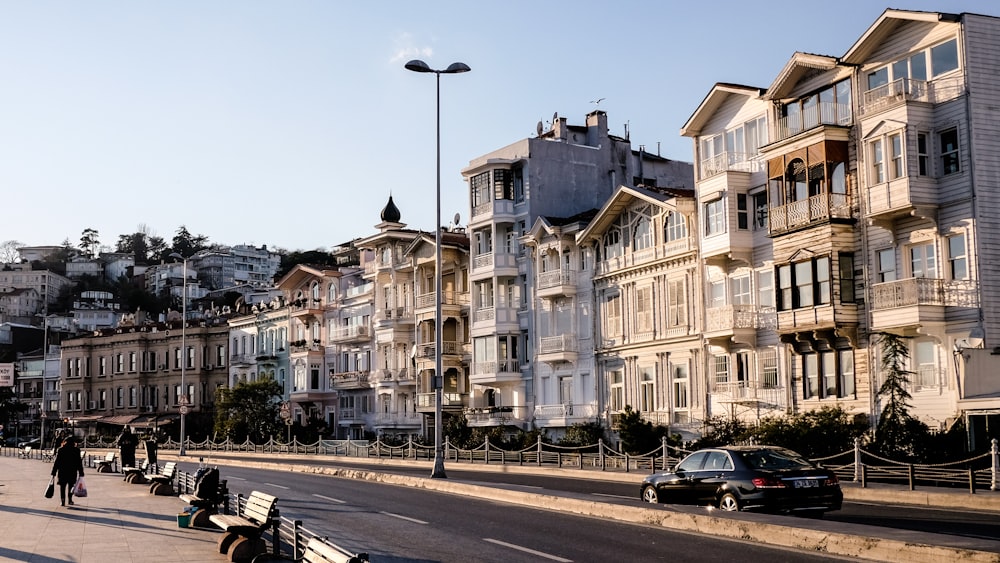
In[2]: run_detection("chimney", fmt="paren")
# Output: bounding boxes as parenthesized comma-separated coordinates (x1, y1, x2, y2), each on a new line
(586, 110, 608, 147)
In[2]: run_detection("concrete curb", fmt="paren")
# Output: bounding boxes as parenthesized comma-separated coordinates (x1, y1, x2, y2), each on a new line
(193, 455, 1000, 563)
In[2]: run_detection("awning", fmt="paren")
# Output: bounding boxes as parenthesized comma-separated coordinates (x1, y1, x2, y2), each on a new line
(130, 414, 179, 429)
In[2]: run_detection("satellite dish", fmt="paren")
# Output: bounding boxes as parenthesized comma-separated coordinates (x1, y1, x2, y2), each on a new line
(552, 111, 558, 124)
(536, 120, 544, 136)
(454, 212, 461, 225)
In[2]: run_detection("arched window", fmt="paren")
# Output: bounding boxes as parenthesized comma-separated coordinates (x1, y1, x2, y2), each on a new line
(785, 159, 808, 202)
(603, 229, 622, 259)
(664, 211, 688, 242)
(633, 215, 652, 250)
(830, 162, 847, 194)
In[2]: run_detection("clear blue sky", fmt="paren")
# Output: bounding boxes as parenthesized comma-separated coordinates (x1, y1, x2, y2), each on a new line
(1, 1, 996, 253)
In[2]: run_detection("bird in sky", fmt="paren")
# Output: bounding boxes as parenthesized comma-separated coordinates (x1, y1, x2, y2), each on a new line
(590, 97, 606, 106)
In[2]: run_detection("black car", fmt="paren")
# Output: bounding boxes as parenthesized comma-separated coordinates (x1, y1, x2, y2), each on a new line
(640, 446, 843, 515)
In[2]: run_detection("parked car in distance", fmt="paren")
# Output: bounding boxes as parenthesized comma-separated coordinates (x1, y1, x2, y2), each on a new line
(640, 446, 843, 516)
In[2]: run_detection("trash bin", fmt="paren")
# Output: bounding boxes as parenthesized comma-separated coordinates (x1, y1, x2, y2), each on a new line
(177, 512, 191, 528)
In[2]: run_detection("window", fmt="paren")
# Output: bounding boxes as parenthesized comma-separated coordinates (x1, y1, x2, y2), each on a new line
(668, 279, 687, 327)
(940, 128, 960, 175)
(794, 261, 813, 307)
(713, 355, 730, 386)
(610, 370, 624, 411)
(757, 270, 774, 308)
(948, 235, 968, 280)
(760, 348, 779, 388)
(840, 349, 855, 397)
(871, 139, 885, 183)
(636, 287, 653, 332)
(816, 257, 831, 305)
(914, 340, 938, 388)
(777, 257, 830, 310)
(737, 194, 749, 230)
(877, 248, 896, 282)
(705, 199, 725, 236)
(805, 350, 854, 399)
(917, 132, 929, 176)
(752, 192, 768, 230)
(672, 364, 689, 415)
(930, 39, 959, 77)
(803, 354, 819, 399)
(708, 280, 726, 309)
(664, 211, 688, 242)
(633, 216, 652, 250)
(639, 368, 655, 412)
(839, 253, 855, 303)
(603, 229, 622, 259)
(732, 275, 751, 305)
(910, 243, 937, 279)
(470, 171, 491, 207)
(605, 294, 622, 336)
(890, 133, 904, 179)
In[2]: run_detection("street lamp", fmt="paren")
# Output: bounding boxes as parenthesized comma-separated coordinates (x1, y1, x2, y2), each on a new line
(405, 58, 470, 479)
(168, 253, 189, 456)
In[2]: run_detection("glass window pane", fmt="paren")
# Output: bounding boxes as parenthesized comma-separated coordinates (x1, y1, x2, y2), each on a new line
(931, 40, 959, 77)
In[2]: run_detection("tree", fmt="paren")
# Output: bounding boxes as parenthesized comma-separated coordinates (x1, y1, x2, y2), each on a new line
(558, 420, 607, 448)
(171, 226, 210, 258)
(79, 228, 100, 258)
(213, 379, 283, 442)
(616, 405, 671, 455)
(0, 240, 23, 263)
(873, 332, 928, 459)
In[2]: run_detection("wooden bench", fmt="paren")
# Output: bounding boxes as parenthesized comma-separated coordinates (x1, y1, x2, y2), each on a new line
(123, 460, 150, 483)
(96, 452, 117, 473)
(148, 461, 177, 495)
(209, 491, 277, 562)
(178, 467, 226, 527)
(296, 537, 369, 563)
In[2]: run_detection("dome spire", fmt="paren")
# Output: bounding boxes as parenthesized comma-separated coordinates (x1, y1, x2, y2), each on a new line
(380, 195, 401, 223)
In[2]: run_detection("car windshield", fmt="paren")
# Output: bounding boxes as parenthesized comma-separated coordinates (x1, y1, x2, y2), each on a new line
(738, 448, 814, 470)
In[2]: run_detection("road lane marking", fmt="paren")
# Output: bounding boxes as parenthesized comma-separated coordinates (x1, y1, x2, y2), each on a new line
(592, 493, 635, 500)
(264, 482, 290, 490)
(379, 511, 428, 524)
(225, 476, 247, 481)
(484, 538, 572, 562)
(313, 494, 346, 504)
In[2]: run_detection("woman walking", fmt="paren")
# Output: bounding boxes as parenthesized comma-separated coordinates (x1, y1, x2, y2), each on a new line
(51, 435, 85, 506)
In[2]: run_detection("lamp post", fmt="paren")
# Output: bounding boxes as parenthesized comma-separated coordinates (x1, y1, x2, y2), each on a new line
(405, 59, 470, 479)
(169, 253, 188, 456)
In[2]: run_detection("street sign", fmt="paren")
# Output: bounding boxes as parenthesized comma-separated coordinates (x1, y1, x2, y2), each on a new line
(0, 363, 14, 387)
(279, 401, 290, 419)
(179, 395, 189, 406)
(179, 406, 189, 415)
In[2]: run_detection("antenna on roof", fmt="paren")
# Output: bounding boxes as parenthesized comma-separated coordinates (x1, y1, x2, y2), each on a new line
(536, 120, 544, 136)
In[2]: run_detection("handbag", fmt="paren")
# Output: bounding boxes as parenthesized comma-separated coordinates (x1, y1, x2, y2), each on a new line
(44, 477, 54, 499)
(73, 476, 88, 498)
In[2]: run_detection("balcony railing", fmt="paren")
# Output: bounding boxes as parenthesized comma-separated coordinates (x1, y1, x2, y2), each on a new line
(860, 78, 929, 116)
(705, 305, 777, 332)
(538, 269, 574, 289)
(415, 291, 465, 309)
(871, 278, 980, 310)
(595, 238, 693, 275)
(329, 325, 369, 341)
(415, 341, 463, 358)
(465, 405, 525, 424)
(330, 371, 370, 388)
(533, 403, 598, 419)
(374, 412, 423, 426)
(768, 193, 851, 234)
(417, 392, 465, 408)
(539, 335, 578, 354)
(700, 151, 763, 178)
(471, 360, 521, 376)
(774, 101, 852, 142)
(345, 283, 374, 299)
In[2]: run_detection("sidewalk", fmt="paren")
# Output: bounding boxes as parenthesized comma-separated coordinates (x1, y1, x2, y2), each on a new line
(0, 453, 226, 563)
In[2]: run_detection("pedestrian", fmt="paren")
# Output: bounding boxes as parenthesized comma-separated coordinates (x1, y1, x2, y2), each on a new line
(117, 426, 138, 468)
(50, 435, 85, 506)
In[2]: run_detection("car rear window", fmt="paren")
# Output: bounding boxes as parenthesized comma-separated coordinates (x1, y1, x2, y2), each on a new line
(739, 449, 813, 470)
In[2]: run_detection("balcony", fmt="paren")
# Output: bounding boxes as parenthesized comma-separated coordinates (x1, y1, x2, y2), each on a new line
(472, 305, 519, 329)
(470, 198, 516, 223)
(289, 298, 323, 322)
(705, 305, 777, 335)
(465, 405, 526, 428)
(537, 334, 578, 364)
(533, 402, 598, 428)
(870, 278, 980, 330)
(329, 371, 370, 390)
(373, 411, 423, 429)
(416, 392, 466, 411)
(537, 269, 576, 299)
(344, 282, 374, 299)
(768, 193, 852, 235)
(469, 360, 521, 385)
(415, 340, 463, 359)
(700, 151, 764, 179)
(859, 78, 929, 117)
(864, 175, 938, 227)
(595, 238, 693, 276)
(471, 251, 518, 278)
(710, 382, 787, 410)
(373, 369, 416, 389)
(329, 325, 370, 343)
(414, 291, 468, 319)
(230, 354, 256, 367)
(774, 102, 852, 143)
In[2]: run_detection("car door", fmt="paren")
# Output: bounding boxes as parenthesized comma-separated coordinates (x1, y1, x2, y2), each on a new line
(658, 451, 709, 504)
(693, 451, 734, 504)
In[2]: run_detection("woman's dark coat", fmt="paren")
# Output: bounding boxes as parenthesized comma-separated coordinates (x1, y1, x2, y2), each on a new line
(51, 444, 85, 485)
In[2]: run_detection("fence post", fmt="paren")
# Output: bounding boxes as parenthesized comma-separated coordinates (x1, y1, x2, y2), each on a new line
(625, 453, 630, 473)
(653, 436, 669, 472)
(853, 438, 862, 483)
(270, 508, 281, 556)
(599, 439, 606, 471)
(408, 436, 414, 459)
(293, 520, 303, 559)
(484, 437, 490, 465)
(969, 468, 976, 494)
(992, 438, 998, 492)
(908, 464, 915, 491)
(537, 436, 543, 467)
(861, 464, 867, 488)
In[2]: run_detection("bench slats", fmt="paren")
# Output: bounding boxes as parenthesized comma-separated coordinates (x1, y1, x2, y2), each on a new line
(304, 538, 365, 563)
(208, 491, 277, 536)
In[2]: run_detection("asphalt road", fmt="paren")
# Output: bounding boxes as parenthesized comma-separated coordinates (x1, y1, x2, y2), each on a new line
(199, 455, 1000, 544)
(181, 461, 854, 562)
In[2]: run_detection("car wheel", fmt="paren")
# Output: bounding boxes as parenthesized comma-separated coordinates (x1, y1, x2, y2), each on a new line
(641, 485, 661, 504)
(717, 492, 740, 512)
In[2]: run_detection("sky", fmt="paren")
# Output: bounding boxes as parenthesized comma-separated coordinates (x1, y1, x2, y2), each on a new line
(2, 1, 998, 253)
